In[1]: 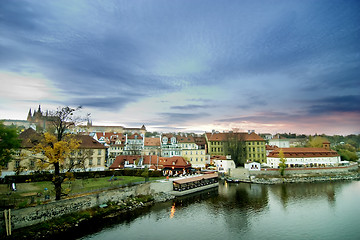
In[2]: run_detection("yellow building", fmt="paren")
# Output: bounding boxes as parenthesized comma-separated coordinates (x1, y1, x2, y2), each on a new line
(177, 135, 206, 169)
(205, 131, 266, 163)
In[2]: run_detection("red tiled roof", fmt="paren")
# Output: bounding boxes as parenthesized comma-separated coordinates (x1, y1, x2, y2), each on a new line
(266, 145, 279, 150)
(206, 132, 265, 142)
(162, 156, 191, 169)
(144, 138, 160, 146)
(176, 135, 195, 143)
(127, 133, 143, 139)
(210, 155, 227, 160)
(75, 135, 107, 149)
(193, 136, 206, 145)
(19, 128, 42, 148)
(268, 147, 339, 158)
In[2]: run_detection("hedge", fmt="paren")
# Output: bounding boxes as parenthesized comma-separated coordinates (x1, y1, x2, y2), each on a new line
(1, 169, 162, 184)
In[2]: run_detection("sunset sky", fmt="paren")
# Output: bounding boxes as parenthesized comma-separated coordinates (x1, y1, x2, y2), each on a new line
(0, 0, 359, 135)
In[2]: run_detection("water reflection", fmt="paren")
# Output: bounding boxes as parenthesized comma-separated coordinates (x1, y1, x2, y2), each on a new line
(269, 182, 341, 209)
(79, 180, 360, 240)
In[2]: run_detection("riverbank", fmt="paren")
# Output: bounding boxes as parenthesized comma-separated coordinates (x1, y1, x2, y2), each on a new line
(228, 171, 360, 184)
(1, 192, 175, 239)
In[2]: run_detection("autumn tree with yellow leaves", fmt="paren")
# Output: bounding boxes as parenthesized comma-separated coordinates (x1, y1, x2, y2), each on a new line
(33, 106, 88, 200)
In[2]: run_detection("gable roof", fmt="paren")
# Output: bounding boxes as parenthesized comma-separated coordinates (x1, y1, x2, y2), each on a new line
(268, 147, 339, 158)
(144, 137, 160, 146)
(176, 135, 195, 143)
(162, 156, 191, 169)
(19, 128, 43, 148)
(206, 132, 265, 142)
(75, 135, 107, 149)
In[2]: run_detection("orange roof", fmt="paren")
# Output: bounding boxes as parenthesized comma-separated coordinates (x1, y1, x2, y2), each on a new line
(176, 135, 195, 143)
(162, 156, 191, 169)
(144, 138, 160, 146)
(210, 155, 227, 160)
(206, 132, 265, 142)
(266, 145, 279, 150)
(75, 135, 107, 149)
(268, 147, 339, 158)
(127, 133, 143, 139)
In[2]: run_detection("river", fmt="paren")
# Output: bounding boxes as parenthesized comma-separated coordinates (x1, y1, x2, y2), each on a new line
(79, 180, 360, 240)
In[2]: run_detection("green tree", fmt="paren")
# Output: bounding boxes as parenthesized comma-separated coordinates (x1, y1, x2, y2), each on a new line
(335, 144, 358, 162)
(278, 149, 286, 176)
(225, 130, 246, 167)
(33, 106, 87, 200)
(0, 122, 21, 172)
(306, 136, 328, 148)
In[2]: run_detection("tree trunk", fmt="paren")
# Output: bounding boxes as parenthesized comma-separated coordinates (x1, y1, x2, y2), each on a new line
(54, 162, 62, 200)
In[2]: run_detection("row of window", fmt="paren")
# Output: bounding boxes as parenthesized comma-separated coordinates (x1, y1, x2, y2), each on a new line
(248, 147, 265, 152)
(247, 153, 265, 158)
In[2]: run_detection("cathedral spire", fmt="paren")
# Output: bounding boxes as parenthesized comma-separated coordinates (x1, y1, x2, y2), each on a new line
(27, 108, 32, 121)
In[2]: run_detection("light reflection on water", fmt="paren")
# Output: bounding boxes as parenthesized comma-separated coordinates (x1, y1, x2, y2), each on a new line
(80, 180, 360, 240)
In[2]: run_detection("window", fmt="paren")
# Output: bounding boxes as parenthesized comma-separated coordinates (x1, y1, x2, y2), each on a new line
(89, 158, 93, 166)
(98, 149, 102, 155)
(97, 157, 101, 165)
(15, 160, 20, 168)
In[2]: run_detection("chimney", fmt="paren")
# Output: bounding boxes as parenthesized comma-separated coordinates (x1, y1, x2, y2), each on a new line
(322, 141, 330, 151)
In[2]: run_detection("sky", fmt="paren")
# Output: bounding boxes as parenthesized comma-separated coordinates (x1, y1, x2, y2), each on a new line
(0, 0, 359, 135)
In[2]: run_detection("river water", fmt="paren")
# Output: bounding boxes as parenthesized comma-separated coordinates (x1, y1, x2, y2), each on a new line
(79, 180, 360, 240)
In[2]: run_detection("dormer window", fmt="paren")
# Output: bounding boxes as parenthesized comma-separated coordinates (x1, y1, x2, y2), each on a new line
(162, 137, 168, 144)
(171, 137, 176, 144)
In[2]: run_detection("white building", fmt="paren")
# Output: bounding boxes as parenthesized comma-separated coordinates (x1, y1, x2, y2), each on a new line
(245, 162, 261, 171)
(267, 147, 341, 168)
(268, 138, 290, 148)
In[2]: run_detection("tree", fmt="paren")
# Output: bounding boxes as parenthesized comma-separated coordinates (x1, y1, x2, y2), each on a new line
(33, 106, 87, 200)
(34, 132, 80, 200)
(306, 136, 328, 148)
(0, 122, 21, 173)
(334, 144, 359, 162)
(225, 130, 247, 167)
(278, 149, 286, 176)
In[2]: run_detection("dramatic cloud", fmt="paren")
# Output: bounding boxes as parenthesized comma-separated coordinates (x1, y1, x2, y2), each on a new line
(0, 0, 359, 134)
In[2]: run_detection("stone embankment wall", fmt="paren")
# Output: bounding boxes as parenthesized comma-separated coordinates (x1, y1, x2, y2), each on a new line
(0, 180, 173, 230)
(230, 164, 359, 179)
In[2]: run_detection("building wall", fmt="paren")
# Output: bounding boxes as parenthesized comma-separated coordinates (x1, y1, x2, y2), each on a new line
(268, 139, 290, 148)
(208, 141, 225, 156)
(182, 149, 206, 168)
(0, 181, 173, 230)
(267, 155, 341, 168)
(246, 141, 266, 163)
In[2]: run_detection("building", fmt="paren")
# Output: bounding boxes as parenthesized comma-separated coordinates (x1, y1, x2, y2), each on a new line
(211, 155, 236, 173)
(160, 134, 182, 157)
(83, 122, 146, 136)
(1, 128, 44, 177)
(109, 155, 163, 170)
(2, 129, 107, 177)
(177, 135, 206, 169)
(69, 135, 107, 172)
(205, 131, 267, 163)
(143, 137, 161, 156)
(268, 135, 290, 148)
(266, 143, 341, 168)
(123, 133, 144, 155)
